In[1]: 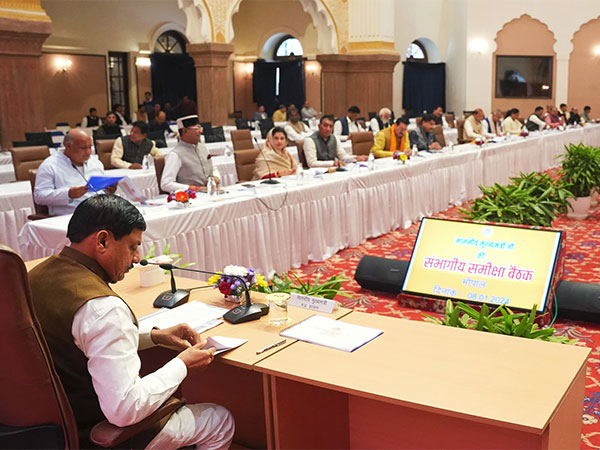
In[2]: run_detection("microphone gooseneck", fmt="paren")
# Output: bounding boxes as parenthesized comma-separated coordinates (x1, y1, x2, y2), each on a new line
(255, 137, 279, 185)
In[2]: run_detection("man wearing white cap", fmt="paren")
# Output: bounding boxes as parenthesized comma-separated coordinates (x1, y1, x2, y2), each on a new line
(161, 115, 221, 193)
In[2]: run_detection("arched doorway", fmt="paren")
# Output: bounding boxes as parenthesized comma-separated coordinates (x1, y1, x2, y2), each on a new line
(150, 30, 197, 115)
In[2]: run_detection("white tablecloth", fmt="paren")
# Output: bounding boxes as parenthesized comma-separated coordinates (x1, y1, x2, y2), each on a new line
(18, 126, 600, 276)
(0, 152, 11, 165)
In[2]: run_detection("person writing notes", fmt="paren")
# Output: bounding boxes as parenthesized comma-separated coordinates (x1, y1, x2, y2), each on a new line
(28, 195, 234, 449)
(409, 114, 442, 152)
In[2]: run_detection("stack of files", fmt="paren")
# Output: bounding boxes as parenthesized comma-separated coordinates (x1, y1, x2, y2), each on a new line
(139, 301, 228, 335)
(280, 315, 383, 352)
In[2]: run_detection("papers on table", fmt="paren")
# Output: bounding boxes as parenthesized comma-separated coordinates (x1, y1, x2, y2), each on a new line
(206, 336, 248, 355)
(138, 301, 228, 334)
(87, 175, 123, 191)
(119, 176, 147, 203)
(280, 315, 383, 352)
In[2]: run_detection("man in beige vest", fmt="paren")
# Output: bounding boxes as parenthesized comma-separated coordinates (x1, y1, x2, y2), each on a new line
(29, 195, 234, 449)
(161, 115, 221, 193)
(463, 108, 493, 140)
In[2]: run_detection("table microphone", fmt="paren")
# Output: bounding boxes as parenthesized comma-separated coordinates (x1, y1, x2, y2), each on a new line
(139, 260, 190, 308)
(334, 156, 346, 172)
(159, 263, 269, 324)
(254, 137, 279, 184)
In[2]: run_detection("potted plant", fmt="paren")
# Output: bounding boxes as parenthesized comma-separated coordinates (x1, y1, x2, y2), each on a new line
(558, 143, 600, 219)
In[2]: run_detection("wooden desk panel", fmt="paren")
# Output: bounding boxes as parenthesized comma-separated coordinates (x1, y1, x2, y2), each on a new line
(257, 312, 590, 449)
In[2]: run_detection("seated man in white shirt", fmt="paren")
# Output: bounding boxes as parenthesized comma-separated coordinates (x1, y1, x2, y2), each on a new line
(304, 116, 368, 168)
(369, 107, 392, 133)
(110, 121, 159, 169)
(161, 115, 221, 193)
(28, 194, 234, 450)
(334, 105, 364, 136)
(482, 109, 503, 136)
(34, 129, 117, 216)
(284, 108, 312, 142)
(526, 106, 547, 131)
(301, 100, 317, 120)
(463, 108, 493, 141)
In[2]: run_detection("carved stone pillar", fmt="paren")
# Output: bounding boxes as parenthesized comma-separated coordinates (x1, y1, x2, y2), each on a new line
(317, 53, 400, 118)
(187, 42, 233, 126)
(0, 14, 51, 149)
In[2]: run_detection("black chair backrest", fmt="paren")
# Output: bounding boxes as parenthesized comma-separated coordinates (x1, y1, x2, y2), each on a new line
(259, 118, 274, 139)
(205, 126, 225, 143)
(199, 122, 212, 131)
(13, 140, 45, 148)
(55, 122, 69, 127)
(147, 130, 167, 148)
(368, 112, 377, 120)
(235, 118, 252, 130)
(25, 132, 53, 148)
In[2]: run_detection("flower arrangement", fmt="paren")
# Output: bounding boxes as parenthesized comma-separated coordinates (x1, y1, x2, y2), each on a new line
(167, 189, 197, 204)
(393, 151, 408, 163)
(519, 130, 529, 137)
(208, 265, 268, 299)
(473, 138, 486, 146)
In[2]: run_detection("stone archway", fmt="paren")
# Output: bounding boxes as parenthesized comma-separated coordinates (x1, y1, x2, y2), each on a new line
(568, 16, 600, 116)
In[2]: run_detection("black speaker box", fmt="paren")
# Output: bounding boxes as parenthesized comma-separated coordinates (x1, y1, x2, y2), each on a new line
(556, 280, 600, 323)
(354, 256, 409, 294)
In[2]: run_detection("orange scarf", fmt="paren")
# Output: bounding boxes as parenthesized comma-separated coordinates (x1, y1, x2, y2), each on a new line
(389, 125, 404, 151)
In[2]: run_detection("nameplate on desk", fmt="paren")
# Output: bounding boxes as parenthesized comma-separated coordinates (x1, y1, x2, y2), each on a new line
(289, 293, 335, 313)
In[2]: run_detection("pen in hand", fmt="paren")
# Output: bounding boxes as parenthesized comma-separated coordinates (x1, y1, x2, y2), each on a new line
(256, 339, 286, 355)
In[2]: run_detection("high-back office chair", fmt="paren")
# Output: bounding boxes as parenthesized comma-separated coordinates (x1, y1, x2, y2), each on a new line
(95, 139, 116, 170)
(433, 125, 446, 147)
(9, 145, 50, 181)
(231, 129, 254, 151)
(350, 131, 374, 157)
(25, 131, 54, 148)
(27, 169, 50, 221)
(456, 119, 470, 144)
(235, 118, 252, 130)
(147, 130, 167, 148)
(234, 149, 260, 182)
(0, 245, 184, 449)
(259, 118, 274, 139)
(153, 156, 169, 195)
(295, 140, 308, 169)
(205, 126, 225, 143)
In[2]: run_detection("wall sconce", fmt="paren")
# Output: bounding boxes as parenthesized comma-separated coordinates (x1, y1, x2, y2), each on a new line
(305, 61, 319, 75)
(136, 57, 151, 67)
(469, 38, 488, 54)
(55, 57, 72, 72)
(593, 45, 600, 56)
(541, 84, 550, 90)
(244, 63, 253, 77)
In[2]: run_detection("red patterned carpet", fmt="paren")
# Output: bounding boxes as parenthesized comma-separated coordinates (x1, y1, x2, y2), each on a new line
(286, 200, 600, 449)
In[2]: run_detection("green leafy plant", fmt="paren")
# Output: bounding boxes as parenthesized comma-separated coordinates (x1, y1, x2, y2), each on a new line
(143, 244, 195, 273)
(255, 272, 353, 300)
(424, 300, 574, 344)
(558, 143, 600, 198)
(460, 171, 574, 227)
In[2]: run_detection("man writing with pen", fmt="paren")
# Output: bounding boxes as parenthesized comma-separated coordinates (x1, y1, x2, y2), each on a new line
(34, 129, 118, 216)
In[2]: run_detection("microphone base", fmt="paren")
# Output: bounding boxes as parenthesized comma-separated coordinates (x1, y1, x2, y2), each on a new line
(335, 166, 346, 172)
(153, 289, 190, 309)
(223, 302, 269, 324)
(261, 178, 280, 184)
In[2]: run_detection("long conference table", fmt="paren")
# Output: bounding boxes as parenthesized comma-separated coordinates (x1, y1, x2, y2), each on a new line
(17, 126, 600, 281)
(22, 262, 587, 449)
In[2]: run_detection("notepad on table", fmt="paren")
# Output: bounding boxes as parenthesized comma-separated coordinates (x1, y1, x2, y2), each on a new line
(138, 301, 228, 335)
(280, 315, 383, 352)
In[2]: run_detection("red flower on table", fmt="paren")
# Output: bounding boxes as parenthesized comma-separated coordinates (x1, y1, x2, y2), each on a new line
(218, 281, 232, 295)
(175, 191, 190, 202)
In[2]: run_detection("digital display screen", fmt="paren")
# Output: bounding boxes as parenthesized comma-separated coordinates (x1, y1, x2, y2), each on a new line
(402, 218, 562, 312)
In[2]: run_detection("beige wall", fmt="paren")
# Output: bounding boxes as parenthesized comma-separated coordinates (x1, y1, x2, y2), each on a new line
(41, 53, 108, 128)
(491, 15, 556, 117)
(568, 18, 600, 118)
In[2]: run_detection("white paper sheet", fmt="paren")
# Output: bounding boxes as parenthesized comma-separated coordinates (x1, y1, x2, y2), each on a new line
(280, 315, 383, 352)
(138, 301, 228, 334)
(206, 336, 248, 354)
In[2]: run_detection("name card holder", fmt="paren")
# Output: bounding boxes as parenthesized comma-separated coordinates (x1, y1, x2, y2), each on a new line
(289, 293, 336, 313)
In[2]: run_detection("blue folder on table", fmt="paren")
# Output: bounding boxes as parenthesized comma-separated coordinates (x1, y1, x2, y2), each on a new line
(87, 176, 123, 191)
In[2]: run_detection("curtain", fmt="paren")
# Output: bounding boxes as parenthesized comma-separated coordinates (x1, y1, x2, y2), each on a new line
(402, 62, 445, 117)
(253, 59, 305, 115)
(150, 53, 197, 107)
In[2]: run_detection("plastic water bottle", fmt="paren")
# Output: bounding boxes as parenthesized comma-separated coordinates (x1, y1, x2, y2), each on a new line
(147, 154, 154, 169)
(207, 176, 217, 201)
(142, 154, 149, 170)
(412, 144, 419, 157)
(367, 152, 375, 171)
(448, 141, 454, 152)
(296, 163, 304, 183)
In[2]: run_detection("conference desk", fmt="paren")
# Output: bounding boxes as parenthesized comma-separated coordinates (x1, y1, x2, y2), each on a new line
(25, 259, 589, 449)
